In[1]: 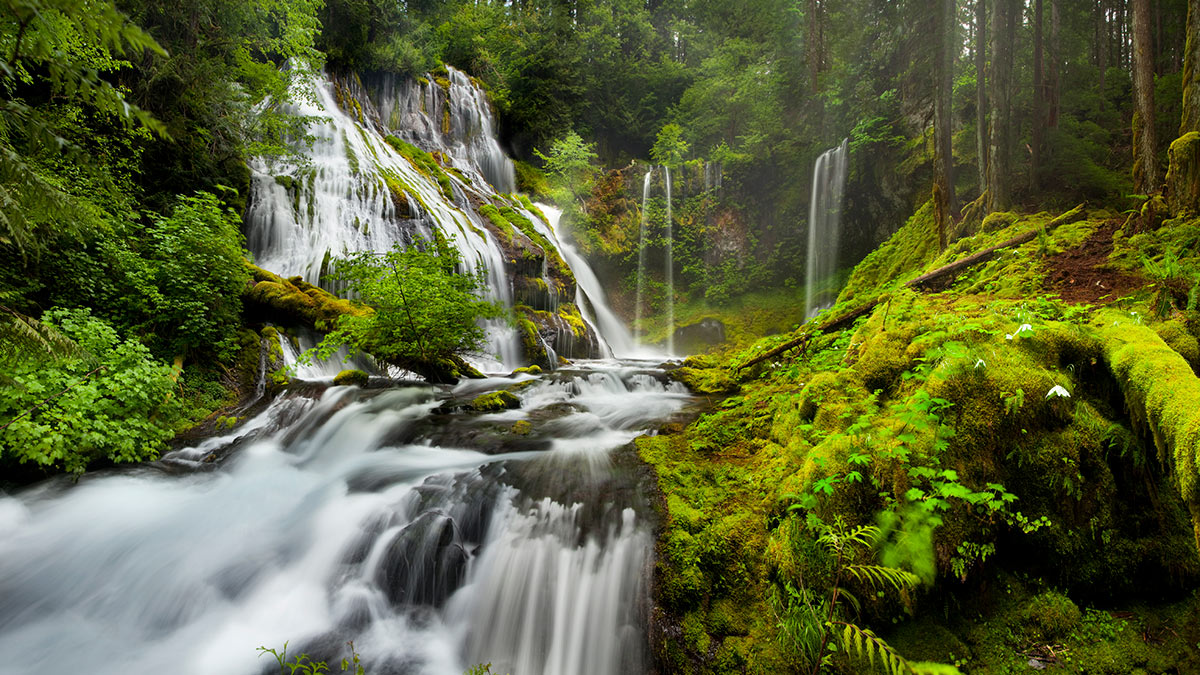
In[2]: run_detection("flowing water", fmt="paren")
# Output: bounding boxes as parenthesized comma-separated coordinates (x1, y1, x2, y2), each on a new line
(634, 170, 652, 345)
(663, 167, 675, 356)
(804, 139, 850, 319)
(0, 65, 694, 674)
(0, 364, 691, 675)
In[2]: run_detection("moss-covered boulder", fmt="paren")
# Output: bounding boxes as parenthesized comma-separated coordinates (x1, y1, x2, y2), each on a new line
(469, 390, 520, 412)
(1167, 132, 1200, 218)
(333, 369, 369, 387)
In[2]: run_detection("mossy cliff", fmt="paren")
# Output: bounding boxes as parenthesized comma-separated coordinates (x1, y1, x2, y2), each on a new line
(645, 207, 1200, 673)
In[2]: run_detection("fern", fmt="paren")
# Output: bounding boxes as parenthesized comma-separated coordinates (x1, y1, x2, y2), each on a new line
(832, 622, 960, 675)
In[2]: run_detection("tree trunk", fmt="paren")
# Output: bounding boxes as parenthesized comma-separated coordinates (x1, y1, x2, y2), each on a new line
(808, 0, 823, 92)
(1048, 0, 1060, 129)
(1132, 0, 1159, 193)
(987, 0, 1016, 213)
(1098, 0, 1108, 112)
(1032, 0, 1045, 191)
(934, 0, 958, 249)
(976, 0, 989, 195)
(1183, 0, 1200, 133)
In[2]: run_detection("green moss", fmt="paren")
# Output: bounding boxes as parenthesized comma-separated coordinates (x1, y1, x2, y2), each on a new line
(1101, 314, 1200, 539)
(671, 366, 738, 395)
(1167, 132, 1200, 217)
(470, 390, 520, 412)
(478, 203, 515, 243)
(1021, 590, 1082, 641)
(383, 135, 455, 201)
(511, 419, 532, 435)
(511, 364, 542, 375)
(1156, 319, 1200, 365)
(837, 200, 939, 305)
(333, 369, 369, 387)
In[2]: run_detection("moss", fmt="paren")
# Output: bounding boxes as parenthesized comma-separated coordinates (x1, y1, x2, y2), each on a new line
(557, 303, 587, 338)
(273, 175, 296, 192)
(469, 390, 520, 412)
(1167, 132, 1200, 217)
(981, 210, 1019, 232)
(383, 135, 455, 201)
(1156, 319, 1200, 365)
(671, 366, 738, 395)
(511, 419, 532, 435)
(1100, 313, 1200, 544)
(333, 369, 369, 387)
(478, 203, 515, 243)
(837, 200, 939, 305)
(1021, 590, 1082, 641)
(511, 364, 542, 375)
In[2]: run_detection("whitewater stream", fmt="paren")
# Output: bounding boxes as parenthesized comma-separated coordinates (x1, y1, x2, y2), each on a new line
(0, 363, 691, 674)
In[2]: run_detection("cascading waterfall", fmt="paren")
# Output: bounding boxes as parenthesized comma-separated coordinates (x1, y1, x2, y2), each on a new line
(634, 170, 652, 345)
(804, 139, 850, 319)
(664, 166, 675, 355)
(0, 364, 691, 674)
(531, 204, 640, 359)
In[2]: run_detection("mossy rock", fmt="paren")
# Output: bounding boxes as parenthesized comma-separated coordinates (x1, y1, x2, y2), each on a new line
(469, 390, 520, 412)
(981, 210, 1020, 232)
(671, 366, 737, 395)
(511, 419, 532, 435)
(511, 365, 542, 375)
(333, 369, 369, 387)
(1167, 132, 1200, 218)
(1021, 591, 1081, 641)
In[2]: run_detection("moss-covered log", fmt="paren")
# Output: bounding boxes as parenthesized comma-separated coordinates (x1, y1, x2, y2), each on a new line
(1101, 314, 1200, 547)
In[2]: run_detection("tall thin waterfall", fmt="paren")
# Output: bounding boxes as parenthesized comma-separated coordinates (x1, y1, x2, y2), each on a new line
(633, 170, 652, 344)
(664, 166, 675, 355)
(804, 139, 850, 319)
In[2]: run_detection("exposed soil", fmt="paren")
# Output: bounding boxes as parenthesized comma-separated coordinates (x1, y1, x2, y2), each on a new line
(1044, 219, 1147, 304)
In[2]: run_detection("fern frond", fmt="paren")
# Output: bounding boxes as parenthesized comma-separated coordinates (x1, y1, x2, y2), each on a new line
(0, 305, 83, 367)
(844, 564, 922, 591)
(831, 621, 962, 675)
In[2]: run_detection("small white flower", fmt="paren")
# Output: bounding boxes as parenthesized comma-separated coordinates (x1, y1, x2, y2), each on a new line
(1006, 323, 1033, 340)
(1046, 385, 1071, 399)
(974, 359, 986, 369)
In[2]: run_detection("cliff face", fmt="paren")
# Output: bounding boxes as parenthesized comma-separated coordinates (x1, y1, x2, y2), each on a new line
(243, 66, 607, 370)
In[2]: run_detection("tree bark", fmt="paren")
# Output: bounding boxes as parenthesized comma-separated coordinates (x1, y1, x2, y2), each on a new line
(1183, 0, 1200, 133)
(1132, 0, 1159, 193)
(1032, 0, 1045, 191)
(1048, 0, 1060, 129)
(976, 0, 989, 196)
(934, 0, 958, 249)
(808, 0, 823, 92)
(987, 0, 1016, 213)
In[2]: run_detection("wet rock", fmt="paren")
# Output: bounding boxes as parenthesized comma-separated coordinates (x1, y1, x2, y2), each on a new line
(672, 318, 726, 354)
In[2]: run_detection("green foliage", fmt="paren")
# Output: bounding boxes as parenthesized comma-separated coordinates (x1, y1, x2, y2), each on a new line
(0, 307, 179, 474)
(305, 240, 504, 377)
(143, 192, 250, 359)
(650, 123, 690, 168)
(534, 131, 598, 206)
(258, 641, 365, 675)
(0, 0, 165, 256)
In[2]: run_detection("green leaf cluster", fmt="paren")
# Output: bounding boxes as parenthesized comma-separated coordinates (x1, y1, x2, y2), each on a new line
(0, 307, 180, 474)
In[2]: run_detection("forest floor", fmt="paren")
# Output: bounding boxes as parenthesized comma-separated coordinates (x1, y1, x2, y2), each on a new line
(1044, 219, 1146, 304)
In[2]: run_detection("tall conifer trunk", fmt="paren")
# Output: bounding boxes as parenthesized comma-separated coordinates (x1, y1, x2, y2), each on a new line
(1132, 0, 1158, 192)
(976, 0, 989, 196)
(1183, 0, 1200, 133)
(987, 0, 1015, 212)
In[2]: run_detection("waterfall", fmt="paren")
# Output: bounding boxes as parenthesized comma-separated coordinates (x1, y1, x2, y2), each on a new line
(664, 166, 675, 355)
(244, 68, 631, 373)
(634, 170, 652, 345)
(533, 204, 641, 359)
(804, 139, 850, 319)
(0, 364, 691, 674)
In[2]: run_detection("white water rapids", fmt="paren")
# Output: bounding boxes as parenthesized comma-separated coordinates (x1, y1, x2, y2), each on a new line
(0, 365, 691, 675)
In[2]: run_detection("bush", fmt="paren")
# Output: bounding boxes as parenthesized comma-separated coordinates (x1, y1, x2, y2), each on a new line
(0, 308, 181, 474)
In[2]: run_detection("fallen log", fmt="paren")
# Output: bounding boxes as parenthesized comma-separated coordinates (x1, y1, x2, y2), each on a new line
(735, 204, 1086, 372)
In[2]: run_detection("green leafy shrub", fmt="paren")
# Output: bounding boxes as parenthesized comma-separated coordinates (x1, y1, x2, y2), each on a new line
(0, 308, 180, 474)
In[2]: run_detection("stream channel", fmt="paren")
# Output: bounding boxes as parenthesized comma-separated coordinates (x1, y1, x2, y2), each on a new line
(0, 362, 693, 675)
